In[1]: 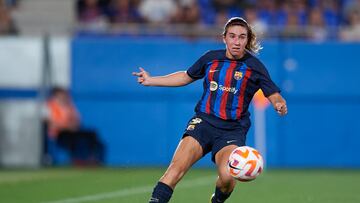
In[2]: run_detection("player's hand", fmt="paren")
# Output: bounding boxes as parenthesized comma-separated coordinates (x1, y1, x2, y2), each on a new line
(132, 67, 151, 86)
(275, 102, 287, 116)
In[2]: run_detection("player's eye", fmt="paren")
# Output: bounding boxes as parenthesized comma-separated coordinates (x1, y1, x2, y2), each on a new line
(239, 35, 247, 40)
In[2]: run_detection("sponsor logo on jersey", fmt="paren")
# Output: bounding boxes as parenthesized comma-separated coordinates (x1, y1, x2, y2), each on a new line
(234, 71, 243, 80)
(219, 85, 238, 94)
(210, 81, 218, 91)
(209, 81, 238, 94)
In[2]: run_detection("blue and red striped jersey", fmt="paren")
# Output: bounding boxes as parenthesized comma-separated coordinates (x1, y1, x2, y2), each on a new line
(187, 50, 280, 124)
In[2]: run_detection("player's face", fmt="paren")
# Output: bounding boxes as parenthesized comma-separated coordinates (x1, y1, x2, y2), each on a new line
(223, 25, 248, 60)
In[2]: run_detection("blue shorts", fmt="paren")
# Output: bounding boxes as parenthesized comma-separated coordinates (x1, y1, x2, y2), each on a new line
(182, 113, 250, 163)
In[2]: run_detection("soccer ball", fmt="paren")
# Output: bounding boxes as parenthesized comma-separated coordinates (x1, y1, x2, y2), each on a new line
(227, 146, 264, 182)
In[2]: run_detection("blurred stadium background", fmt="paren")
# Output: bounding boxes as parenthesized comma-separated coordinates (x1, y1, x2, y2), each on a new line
(0, 0, 360, 202)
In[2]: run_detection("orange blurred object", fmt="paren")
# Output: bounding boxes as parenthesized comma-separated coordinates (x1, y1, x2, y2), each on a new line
(253, 89, 269, 110)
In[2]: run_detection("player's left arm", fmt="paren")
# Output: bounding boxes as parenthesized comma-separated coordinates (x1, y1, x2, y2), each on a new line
(267, 92, 288, 116)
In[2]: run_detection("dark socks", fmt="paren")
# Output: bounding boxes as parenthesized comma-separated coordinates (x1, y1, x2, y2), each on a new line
(149, 181, 173, 203)
(211, 187, 232, 203)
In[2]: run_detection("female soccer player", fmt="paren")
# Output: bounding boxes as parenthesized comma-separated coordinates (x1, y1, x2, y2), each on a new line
(132, 17, 287, 203)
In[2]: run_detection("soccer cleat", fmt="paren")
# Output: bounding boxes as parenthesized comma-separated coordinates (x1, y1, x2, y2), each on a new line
(210, 193, 215, 203)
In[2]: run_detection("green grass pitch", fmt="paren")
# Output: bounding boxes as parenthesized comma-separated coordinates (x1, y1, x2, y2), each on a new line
(0, 168, 359, 203)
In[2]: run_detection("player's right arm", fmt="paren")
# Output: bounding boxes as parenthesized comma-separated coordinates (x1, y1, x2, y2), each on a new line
(132, 67, 194, 87)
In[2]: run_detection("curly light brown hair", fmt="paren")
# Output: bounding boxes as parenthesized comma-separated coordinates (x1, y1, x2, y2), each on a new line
(223, 17, 262, 54)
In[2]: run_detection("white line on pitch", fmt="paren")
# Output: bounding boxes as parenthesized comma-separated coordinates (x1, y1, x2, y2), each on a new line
(42, 175, 215, 203)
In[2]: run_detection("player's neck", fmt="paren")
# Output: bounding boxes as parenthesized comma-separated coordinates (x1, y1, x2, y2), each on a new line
(226, 51, 245, 60)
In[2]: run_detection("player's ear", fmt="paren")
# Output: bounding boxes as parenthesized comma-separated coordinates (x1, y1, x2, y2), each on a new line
(222, 36, 226, 44)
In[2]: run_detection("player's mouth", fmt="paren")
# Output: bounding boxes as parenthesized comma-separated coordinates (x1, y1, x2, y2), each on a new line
(231, 47, 242, 53)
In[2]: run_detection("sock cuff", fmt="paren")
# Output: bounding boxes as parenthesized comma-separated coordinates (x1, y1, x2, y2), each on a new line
(157, 181, 173, 193)
(215, 187, 232, 195)
(149, 182, 173, 203)
(213, 187, 232, 202)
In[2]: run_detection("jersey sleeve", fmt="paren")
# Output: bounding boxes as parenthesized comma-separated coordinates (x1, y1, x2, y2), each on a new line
(257, 61, 281, 97)
(186, 52, 209, 80)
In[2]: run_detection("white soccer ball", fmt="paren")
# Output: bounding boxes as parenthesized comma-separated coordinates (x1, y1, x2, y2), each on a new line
(227, 146, 264, 182)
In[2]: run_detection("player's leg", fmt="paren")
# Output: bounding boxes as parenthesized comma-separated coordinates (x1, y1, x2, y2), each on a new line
(149, 136, 203, 203)
(160, 136, 203, 187)
(210, 120, 249, 203)
(211, 145, 238, 203)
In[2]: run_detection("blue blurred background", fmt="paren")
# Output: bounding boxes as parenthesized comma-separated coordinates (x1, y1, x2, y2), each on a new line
(72, 38, 360, 168)
(0, 0, 359, 169)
